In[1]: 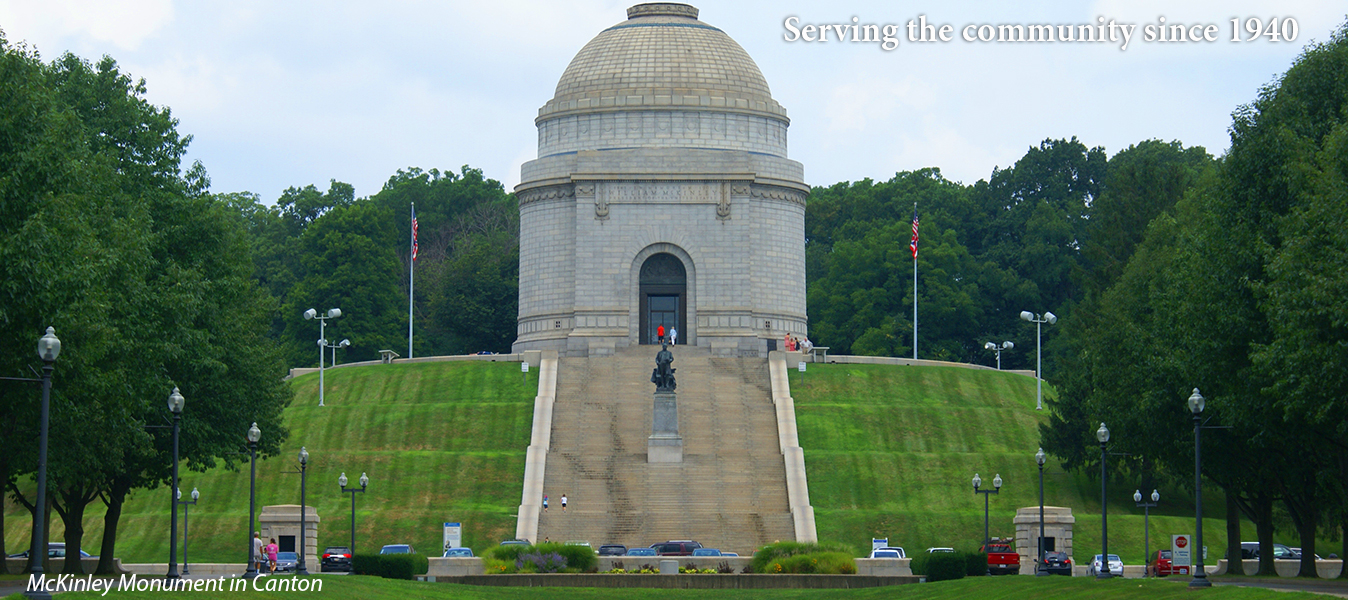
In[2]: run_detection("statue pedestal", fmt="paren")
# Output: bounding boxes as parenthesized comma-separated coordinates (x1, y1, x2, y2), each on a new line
(648, 391, 683, 463)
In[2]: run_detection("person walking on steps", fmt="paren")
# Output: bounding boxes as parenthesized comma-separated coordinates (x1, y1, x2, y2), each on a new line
(657, 325, 665, 344)
(543, 494, 549, 513)
(561, 494, 568, 513)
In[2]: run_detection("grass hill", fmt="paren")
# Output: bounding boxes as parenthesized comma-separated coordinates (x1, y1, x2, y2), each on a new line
(790, 363, 1243, 563)
(4, 357, 1320, 567)
(4, 359, 535, 563)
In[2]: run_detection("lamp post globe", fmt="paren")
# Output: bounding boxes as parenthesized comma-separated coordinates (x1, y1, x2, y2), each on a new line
(1135, 489, 1159, 577)
(973, 471, 1001, 575)
(1020, 312, 1056, 409)
(340, 472, 369, 557)
(25, 328, 59, 599)
(244, 422, 261, 579)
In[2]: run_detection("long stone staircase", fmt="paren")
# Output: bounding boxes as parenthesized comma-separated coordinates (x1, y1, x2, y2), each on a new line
(535, 345, 795, 554)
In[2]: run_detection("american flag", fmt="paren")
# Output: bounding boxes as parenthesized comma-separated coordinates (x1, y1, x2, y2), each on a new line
(411, 213, 419, 261)
(909, 209, 919, 259)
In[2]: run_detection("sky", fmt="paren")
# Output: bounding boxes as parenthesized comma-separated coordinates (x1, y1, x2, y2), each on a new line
(1, 1, 1343, 203)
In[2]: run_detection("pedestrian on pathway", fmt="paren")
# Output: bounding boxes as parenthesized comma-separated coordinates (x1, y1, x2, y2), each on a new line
(543, 494, 549, 513)
(670, 327, 678, 345)
(252, 532, 264, 573)
(561, 493, 568, 512)
(267, 538, 279, 574)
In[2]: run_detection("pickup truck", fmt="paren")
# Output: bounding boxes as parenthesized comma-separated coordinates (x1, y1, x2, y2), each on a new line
(980, 538, 1021, 575)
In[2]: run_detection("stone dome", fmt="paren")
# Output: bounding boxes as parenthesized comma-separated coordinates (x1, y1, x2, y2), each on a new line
(537, 3, 786, 122)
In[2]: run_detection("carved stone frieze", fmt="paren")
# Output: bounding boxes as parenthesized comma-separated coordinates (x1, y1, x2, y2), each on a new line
(749, 185, 807, 206)
(518, 184, 576, 206)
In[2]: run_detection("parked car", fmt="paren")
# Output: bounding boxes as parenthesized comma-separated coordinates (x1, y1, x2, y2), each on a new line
(868, 548, 903, 559)
(564, 540, 591, 548)
(691, 548, 722, 557)
(379, 544, 416, 554)
(981, 539, 1020, 575)
(321, 546, 352, 572)
(442, 547, 474, 558)
(597, 545, 627, 556)
(926, 547, 955, 554)
(499, 539, 530, 547)
(721, 552, 739, 557)
(274, 551, 299, 572)
(6, 543, 92, 559)
(626, 547, 657, 557)
(651, 540, 702, 556)
(1240, 542, 1296, 560)
(1290, 548, 1321, 560)
(1148, 549, 1188, 577)
(1088, 554, 1125, 576)
(1042, 551, 1072, 576)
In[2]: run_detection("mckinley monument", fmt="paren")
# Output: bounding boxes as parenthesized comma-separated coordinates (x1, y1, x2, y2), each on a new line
(512, 2, 809, 357)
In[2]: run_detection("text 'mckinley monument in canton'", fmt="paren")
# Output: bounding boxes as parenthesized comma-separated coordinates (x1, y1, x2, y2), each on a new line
(512, 2, 808, 358)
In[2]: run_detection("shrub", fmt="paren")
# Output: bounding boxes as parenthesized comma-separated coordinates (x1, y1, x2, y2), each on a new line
(482, 557, 517, 574)
(764, 551, 856, 574)
(909, 552, 930, 576)
(488, 544, 531, 562)
(965, 551, 988, 576)
(750, 541, 856, 573)
(516, 551, 567, 573)
(535, 542, 597, 573)
(350, 553, 428, 580)
(925, 552, 966, 582)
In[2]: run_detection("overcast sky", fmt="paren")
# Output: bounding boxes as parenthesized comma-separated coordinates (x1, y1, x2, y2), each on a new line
(2, 1, 1343, 202)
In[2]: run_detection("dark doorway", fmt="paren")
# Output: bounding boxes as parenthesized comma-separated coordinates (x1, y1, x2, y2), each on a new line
(280, 535, 296, 553)
(639, 253, 687, 344)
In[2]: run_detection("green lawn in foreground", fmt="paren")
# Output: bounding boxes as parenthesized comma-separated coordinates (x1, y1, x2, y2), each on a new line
(11, 573, 1332, 600)
(787, 363, 1301, 562)
(3, 360, 536, 563)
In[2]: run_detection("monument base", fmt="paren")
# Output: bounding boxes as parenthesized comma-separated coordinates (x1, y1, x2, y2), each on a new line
(649, 390, 683, 463)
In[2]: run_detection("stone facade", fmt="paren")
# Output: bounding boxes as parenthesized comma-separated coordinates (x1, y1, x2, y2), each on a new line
(514, 3, 808, 357)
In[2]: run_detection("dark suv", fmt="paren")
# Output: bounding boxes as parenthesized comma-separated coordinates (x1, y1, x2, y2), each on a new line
(651, 540, 702, 556)
(321, 546, 352, 572)
(597, 544, 627, 556)
(1241, 542, 1295, 560)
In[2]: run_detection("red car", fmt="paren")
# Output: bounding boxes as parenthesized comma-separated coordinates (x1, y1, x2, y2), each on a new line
(1148, 549, 1189, 577)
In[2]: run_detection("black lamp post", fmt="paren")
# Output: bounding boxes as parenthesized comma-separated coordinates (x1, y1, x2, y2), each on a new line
(177, 487, 198, 575)
(973, 472, 1002, 576)
(1036, 447, 1048, 576)
(1188, 388, 1211, 588)
(166, 387, 185, 580)
(1097, 422, 1113, 579)
(340, 472, 368, 558)
(298, 447, 310, 576)
(1135, 489, 1158, 577)
(244, 422, 261, 579)
(24, 327, 60, 600)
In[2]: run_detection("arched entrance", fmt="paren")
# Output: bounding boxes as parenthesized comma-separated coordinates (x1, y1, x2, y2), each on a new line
(639, 253, 687, 344)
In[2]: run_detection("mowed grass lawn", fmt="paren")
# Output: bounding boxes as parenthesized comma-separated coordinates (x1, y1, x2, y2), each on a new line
(3, 360, 536, 563)
(789, 363, 1249, 563)
(9, 573, 1333, 600)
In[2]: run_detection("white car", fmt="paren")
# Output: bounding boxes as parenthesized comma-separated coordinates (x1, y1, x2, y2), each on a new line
(926, 547, 955, 554)
(869, 547, 906, 559)
(1088, 554, 1124, 576)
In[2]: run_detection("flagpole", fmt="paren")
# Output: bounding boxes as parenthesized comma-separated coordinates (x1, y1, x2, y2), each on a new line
(409, 202, 415, 359)
(912, 202, 917, 361)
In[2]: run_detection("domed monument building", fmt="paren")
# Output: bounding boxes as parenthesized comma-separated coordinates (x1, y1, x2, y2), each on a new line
(514, 2, 808, 357)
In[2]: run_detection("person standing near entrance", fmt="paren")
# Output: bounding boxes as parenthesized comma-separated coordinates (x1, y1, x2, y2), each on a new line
(670, 327, 678, 345)
(657, 325, 665, 344)
(267, 538, 279, 574)
(253, 532, 264, 573)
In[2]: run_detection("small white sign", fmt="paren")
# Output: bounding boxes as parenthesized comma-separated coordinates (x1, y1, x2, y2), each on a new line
(872, 538, 888, 550)
(521, 362, 529, 373)
(1173, 534, 1192, 567)
(798, 362, 807, 372)
(443, 522, 462, 552)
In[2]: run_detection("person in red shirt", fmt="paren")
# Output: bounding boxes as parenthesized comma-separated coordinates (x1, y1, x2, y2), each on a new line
(657, 325, 665, 344)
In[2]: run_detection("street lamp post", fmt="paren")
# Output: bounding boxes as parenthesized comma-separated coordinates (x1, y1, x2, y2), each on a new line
(340, 472, 368, 557)
(166, 387, 185, 580)
(1036, 448, 1048, 576)
(327, 338, 350, 367)
(24, 327, 60, 600)
(1019, 311, 1057, 410)
(1188, 388, 1211, 588)
(1097, 422, 1112, 579)
(303, 308, 342, 406)
(983, 341, 1014, 370)
(244, 422, 261, 579)
(973, 472, 1002, 576)
(1135, 489, 1159, 577)
(177, 488, 198, 575)
(298, 447, 310, 576)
